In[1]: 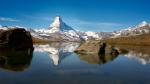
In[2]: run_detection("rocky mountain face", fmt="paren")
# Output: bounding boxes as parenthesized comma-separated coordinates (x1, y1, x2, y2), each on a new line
(29, 17, 150, 41)
(49, 16, 75, 32)
(113, 21, 150, 38)
(28, 16, 114, 41)
(31, 16, 83, 41)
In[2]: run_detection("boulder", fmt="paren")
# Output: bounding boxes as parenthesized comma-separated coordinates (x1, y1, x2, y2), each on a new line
(0, 28, 33, 50)
(75, 41, 105, 54)
(74, 41, 100, 54)
(75, 41, 119, 56)
(98, 42, 106, 54)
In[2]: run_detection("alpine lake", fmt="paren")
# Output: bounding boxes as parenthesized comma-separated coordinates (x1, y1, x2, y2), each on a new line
(0, 42, 150, 84)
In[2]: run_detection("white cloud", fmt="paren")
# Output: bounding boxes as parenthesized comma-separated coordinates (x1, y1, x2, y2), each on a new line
(22, 15, 121, 27)
(64, 18, 121, 27)
(63, 18, 124, 32)
(0, 17, 19, 22)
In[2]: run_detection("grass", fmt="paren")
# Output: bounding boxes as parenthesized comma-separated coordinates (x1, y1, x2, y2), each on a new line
(32, 37, 50, 43)
(105, 33, 150, 46)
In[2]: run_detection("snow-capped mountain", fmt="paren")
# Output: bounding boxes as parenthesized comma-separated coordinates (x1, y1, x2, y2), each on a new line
(29, 16, 114, 41)
(27, 28, 47, 39)
(113, 21, 150, 37)
(49, 16, 75, 32)
(78, 31, 113, 40)
(0, 16, 150, 41)
(29, 20, 150, 40)
(137, 21, 149, 28)
(0, 26, 9, 30)
(32, 16, 83, 41)
(32, 16, 150, 41)
(0, 16, 118, 41)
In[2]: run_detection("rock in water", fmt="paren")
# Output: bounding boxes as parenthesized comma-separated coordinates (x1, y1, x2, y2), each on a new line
(0, 28, 33, 50)
(98, 42, 106, 54)
(74, 41, 101, 54)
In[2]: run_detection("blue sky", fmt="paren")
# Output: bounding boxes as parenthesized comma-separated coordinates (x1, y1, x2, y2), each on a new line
(0, 0, 150, 32)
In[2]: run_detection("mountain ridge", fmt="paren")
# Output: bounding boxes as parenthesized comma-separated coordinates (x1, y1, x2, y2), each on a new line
(0, 16, 150, 42)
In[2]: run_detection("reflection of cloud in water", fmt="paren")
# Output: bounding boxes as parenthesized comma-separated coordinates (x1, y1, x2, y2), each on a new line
(34, 42, 80, 66)
(115, 45, 150, 65)
(125, 51, 150, 65)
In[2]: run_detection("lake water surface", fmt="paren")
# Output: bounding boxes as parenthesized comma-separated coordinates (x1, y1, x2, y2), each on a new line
(0, 42, 150, 84)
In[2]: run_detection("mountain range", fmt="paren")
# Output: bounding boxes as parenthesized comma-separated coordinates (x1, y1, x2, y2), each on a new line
(0, 16, 150, 41)
(113, 21, 150, 38)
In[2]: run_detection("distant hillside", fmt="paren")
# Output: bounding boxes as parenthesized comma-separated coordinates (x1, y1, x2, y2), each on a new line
(32, 37, 51, 43)
(106, 33, 150, 46)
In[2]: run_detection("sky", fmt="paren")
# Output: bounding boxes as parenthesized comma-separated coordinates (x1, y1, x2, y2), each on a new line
(0, 0, 150, 32)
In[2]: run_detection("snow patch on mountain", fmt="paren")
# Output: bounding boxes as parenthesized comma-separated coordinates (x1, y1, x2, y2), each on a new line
(27, 28, 47, 39)
(137, 21, 149, 28)
(49, 16, 75, 32)
(0, 26, 9, 30)
(85, 31, 100, 39)
(112, 21, 150, 38)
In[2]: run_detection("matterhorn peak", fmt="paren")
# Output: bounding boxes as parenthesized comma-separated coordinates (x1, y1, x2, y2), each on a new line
(49, 16, 75, 33)
(137, 21, 149, 27)
(54, 16, 62, 21)
(49, 16, 63, 28)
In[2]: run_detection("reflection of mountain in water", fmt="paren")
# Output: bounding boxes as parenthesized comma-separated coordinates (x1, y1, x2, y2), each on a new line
(0, 49, 33, 71)
(116, 45, 150, 65)
(34, 42, 80, 66)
